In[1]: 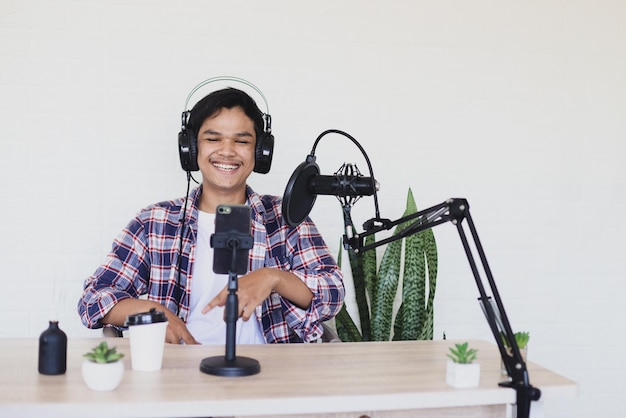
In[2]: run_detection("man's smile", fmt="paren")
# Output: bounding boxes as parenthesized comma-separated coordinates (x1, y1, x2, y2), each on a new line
(212, 162, 240, 171)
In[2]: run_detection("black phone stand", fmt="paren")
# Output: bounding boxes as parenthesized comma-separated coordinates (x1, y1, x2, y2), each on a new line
(200, 231, 260, 377)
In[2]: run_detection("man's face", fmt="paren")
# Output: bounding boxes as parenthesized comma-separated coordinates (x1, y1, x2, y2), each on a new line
(196, 106, 256, 198)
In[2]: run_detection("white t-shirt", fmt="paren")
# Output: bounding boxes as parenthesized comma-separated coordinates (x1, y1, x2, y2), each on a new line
(185, 211, 266, 345)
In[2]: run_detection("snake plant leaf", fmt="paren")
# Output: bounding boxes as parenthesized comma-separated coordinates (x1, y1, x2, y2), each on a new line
(393, 231, 422, 340)
(418, 227, 438, 340)
(397, 227, 438, 340)
(348, 228, 373, 341)
(371, 236, 402, 341)
(362, 233, 378, 303)
(335, 304, 362, 342)
(336, 236, 369, 342)
(393, 188, 428, 341)
(390, 188, 439, 341)
(371, 189, 419, 341)
(339, 231, 377, 342)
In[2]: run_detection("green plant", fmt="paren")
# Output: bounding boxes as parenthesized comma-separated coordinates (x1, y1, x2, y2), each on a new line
(447, 342, 478, 364)
(501, 331, 530, 349)
(335, 187, 438, 342)
(83, 341, 124, 364)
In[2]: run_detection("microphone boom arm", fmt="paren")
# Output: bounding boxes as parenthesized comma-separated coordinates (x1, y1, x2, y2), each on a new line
(347, 198, 541, 418)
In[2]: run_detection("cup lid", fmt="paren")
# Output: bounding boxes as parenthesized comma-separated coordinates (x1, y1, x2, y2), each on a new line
(125, 308, 168, 326)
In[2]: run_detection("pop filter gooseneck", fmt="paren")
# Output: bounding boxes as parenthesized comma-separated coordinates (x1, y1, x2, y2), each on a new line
(282, 129, 383, 228)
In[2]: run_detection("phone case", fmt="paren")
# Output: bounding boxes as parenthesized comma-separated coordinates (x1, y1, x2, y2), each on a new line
(211, 204, 252, 275)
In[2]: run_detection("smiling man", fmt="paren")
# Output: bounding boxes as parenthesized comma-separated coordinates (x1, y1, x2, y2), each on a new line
(78, 87, 345, 345)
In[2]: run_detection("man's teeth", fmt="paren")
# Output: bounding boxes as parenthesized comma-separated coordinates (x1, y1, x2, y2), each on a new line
(213, 163, 238, 171)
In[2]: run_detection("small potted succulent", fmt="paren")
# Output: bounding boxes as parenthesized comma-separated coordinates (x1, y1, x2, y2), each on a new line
(502, 331, 530, 351)
(445, 342, 480, 388)
(500, 331, 530, 375)
(82, 341, 125, 391)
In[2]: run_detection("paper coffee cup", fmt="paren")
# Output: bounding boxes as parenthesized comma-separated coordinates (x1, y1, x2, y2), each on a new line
(125, 309, 168, 371)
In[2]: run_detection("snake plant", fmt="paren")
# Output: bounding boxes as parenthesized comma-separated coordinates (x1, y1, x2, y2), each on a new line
(335, 187, 438, 342)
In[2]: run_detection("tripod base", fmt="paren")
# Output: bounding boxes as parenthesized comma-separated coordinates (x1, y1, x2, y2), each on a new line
(199, 355, 261, 377)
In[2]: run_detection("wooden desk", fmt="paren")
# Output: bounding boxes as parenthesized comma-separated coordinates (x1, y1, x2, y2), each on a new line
(0, 338, 576, 418)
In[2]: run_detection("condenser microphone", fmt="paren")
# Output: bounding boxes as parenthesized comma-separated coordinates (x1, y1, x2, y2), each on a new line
(282, 154, 379, 227)
(309, 174, 378, 197)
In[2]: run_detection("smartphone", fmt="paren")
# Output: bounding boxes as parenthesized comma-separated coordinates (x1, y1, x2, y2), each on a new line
(211, 204, 252, 275)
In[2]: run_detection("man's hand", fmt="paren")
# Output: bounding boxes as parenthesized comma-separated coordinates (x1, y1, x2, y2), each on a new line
(202, 268, 313, 321)
(102, 299, 199, 345)
(163, 313, 199, 344)
(202, 268, 276, 320)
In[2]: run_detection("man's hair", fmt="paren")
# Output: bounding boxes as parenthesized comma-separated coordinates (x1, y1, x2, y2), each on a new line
(187, 87, 265, 140)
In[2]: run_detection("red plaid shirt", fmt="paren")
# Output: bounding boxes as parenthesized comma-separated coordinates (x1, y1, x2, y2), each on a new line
(78, 186, 344, 343)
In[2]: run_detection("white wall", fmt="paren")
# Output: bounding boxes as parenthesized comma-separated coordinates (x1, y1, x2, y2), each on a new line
(1, 0, 624, 416)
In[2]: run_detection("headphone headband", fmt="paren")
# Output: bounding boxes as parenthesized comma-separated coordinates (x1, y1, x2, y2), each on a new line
(184, 76, 270, 117)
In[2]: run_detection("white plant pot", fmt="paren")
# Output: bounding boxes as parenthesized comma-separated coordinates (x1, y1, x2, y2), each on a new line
(445, 359, 480, 388)
(82, 359, 125, 391)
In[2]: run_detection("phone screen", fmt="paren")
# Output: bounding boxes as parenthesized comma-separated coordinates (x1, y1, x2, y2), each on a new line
(211, 204, 252, 275)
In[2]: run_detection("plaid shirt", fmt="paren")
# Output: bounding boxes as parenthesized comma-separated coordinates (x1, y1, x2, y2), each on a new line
(78, 185, 345, 343)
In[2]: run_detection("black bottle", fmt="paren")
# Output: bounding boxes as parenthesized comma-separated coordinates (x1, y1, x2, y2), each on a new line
(38, 321, 67, 375)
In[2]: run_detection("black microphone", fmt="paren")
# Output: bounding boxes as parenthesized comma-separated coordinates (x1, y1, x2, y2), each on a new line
(282, 154, 379, 227)
(309, 174, 378, 197)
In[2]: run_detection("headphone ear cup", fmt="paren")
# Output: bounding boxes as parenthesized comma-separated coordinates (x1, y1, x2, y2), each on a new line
(253, 131, 274, 174)
(178, 129, 199, 172)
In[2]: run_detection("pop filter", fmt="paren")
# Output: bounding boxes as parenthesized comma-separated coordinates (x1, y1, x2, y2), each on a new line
(282, 154, 320, 227)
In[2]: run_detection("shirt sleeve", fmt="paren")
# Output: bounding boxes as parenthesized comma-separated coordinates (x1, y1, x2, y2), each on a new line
(77, 216, 151, 329)
(274, 218, 345, 342)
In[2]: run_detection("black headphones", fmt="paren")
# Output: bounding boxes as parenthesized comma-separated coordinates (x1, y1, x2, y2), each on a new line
(178, 76, 274, 174)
